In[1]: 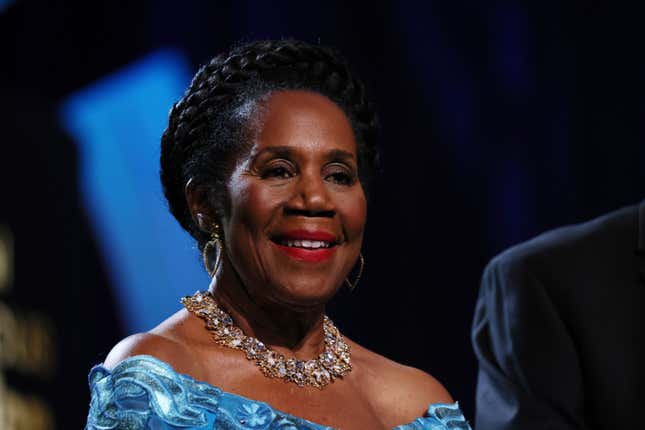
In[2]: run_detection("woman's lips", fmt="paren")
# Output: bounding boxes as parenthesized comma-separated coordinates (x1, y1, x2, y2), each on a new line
(271, 229, 338, 262)
(273, 243, 337, 262)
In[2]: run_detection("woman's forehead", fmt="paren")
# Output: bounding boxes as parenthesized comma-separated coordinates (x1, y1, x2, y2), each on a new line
(250, 90, 357, 158)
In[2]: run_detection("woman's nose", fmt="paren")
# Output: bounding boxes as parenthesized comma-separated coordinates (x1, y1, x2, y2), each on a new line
(286, 172, 335, 217)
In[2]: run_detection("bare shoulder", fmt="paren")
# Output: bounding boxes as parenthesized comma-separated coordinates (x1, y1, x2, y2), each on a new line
(383, 362, 454, 406)
(348, 340, 454, 423)
(102, 332, 185, 369)
(103, 310, 205, 379)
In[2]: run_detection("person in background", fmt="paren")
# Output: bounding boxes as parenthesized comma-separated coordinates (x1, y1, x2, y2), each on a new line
(472, 200, 645, 429)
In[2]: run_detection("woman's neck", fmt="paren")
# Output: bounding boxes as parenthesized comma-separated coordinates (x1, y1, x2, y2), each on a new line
(208, 261, 327, 360)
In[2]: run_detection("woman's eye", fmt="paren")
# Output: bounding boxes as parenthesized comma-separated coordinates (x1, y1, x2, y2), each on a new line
(327, 171, 355, 186)
(262, 165, 294, 179)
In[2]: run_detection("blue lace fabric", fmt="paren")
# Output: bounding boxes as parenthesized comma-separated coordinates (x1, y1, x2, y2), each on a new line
(86, 355, 471, 430)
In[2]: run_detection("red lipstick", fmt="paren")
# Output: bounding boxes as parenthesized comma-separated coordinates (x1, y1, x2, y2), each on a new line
(281, 230, 336, 242)
(272, 230, 338, 262)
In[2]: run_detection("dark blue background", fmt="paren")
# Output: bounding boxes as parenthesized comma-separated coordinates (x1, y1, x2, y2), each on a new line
(1, 1, 644, 427)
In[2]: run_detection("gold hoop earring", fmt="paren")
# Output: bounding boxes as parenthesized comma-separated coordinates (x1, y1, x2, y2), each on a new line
(202, 225, 223, 278)
(345, 253, 364, 291)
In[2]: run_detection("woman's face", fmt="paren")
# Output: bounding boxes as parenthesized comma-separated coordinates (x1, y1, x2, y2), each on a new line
(221, 90, 366, 308)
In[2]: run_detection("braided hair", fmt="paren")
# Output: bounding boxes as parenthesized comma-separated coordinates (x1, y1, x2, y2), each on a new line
(160, 39, 380, 250)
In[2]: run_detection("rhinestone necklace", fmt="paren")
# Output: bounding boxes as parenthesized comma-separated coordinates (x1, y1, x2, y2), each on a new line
(181, 291, 352, 389)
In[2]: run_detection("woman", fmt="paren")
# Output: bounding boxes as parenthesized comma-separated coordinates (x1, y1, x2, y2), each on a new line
(86, 40, 471, 430)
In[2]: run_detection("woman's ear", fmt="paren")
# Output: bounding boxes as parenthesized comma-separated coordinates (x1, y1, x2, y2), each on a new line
(185, 178, 217, 233)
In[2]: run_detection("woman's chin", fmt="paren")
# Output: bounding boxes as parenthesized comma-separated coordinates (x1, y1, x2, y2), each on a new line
(267, 285, 338, 311)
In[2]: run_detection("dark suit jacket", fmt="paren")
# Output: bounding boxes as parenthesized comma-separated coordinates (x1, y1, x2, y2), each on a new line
(472, 201, 645, 429)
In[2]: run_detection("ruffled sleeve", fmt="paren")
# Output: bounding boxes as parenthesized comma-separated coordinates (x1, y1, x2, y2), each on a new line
(394, 403, 472, 430)
(86, 355, 221, 429)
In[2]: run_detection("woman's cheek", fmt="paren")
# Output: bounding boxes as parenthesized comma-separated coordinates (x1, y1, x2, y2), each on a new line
(341, 190, 367, 239)
(233, 181, 287, 233)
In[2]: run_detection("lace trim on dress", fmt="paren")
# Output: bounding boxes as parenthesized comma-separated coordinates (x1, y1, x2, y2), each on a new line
(86, 355, 471, 430)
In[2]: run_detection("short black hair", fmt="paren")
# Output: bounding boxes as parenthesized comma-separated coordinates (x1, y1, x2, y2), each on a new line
(160, 39, 380, 250)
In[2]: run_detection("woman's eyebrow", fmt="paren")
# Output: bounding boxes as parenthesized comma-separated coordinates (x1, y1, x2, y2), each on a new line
(252, 146, 356, 163)
(326, 149, 356, 162)
(251, 146, 293, 160)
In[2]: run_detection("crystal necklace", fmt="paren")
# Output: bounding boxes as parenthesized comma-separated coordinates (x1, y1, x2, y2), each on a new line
(181, 291, 352, 389)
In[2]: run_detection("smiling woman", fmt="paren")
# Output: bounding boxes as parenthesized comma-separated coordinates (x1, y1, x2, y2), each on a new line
(210, 91, 366, 309)
(85, 40, 472, 430)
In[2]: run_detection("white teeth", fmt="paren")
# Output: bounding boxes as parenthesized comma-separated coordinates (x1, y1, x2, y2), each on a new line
(282, 239, 331, 249)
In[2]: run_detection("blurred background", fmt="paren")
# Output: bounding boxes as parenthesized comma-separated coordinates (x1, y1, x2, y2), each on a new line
(1, 0, 644, 428)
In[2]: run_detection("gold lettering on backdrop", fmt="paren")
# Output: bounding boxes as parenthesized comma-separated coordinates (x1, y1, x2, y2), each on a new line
(0, 225, 56, 428)
(0, 375, 55, 430)
(0, 226, 12, 294)
(0, 302, 57, 378)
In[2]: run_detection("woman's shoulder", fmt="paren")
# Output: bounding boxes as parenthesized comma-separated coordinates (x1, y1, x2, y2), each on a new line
(348, 340, 454, 425)
(349, 339, 453, 401)
(102, 310, 206, 379)
(87, 319, 230, 430)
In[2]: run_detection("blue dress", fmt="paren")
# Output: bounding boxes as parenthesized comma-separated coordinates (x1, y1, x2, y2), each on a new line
(86, 355, 471, 430)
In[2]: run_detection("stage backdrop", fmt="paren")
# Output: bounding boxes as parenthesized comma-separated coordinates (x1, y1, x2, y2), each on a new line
(1, 1, 644, 428)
